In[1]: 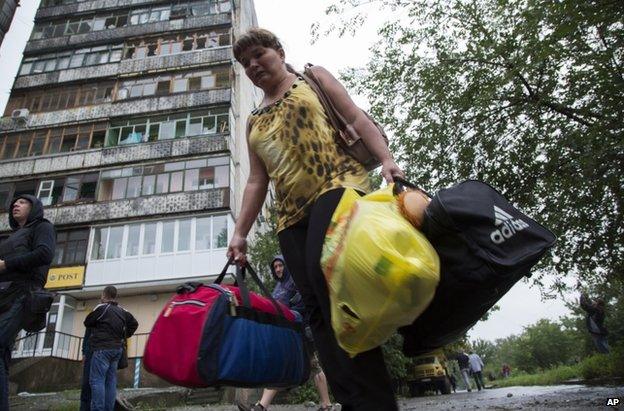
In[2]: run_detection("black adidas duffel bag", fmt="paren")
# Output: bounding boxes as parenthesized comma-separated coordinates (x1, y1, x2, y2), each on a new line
(395, 179, 556, 356)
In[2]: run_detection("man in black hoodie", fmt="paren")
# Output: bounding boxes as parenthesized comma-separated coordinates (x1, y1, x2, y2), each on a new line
(0, 195, 55, 410)
(84, 285, 138, 411)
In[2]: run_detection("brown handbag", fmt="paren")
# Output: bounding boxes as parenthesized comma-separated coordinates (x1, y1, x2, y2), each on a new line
(301, 63, 389, 171)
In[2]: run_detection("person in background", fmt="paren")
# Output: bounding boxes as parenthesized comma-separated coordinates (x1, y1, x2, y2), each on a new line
(0, 195, 55, 410)
(501, 364, 511, 379)
(80, 328, 92, 411)
(84, 286, 138, 411)
(227, 27, 403, 411)
(238, 256, 334, 411)
(468, 351, 485, 391)
(455, 352, 472, 392)
(579, 287, 609, 354)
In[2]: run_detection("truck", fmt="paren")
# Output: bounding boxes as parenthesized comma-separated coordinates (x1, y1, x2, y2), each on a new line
(406, 350, 453, 396)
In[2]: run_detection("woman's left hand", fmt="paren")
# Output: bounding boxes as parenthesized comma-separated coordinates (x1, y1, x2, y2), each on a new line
(380, 158, 404, 183)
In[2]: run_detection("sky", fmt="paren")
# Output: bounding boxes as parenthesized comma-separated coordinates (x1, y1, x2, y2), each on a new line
(0, 0, 572, 342)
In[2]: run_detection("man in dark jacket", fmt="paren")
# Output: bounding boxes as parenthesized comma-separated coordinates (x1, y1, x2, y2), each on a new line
(84, 285, 138, 411)
(456, 352, 472, 392)
(0, 195, 55, 410)
(580, 292, 609, 354)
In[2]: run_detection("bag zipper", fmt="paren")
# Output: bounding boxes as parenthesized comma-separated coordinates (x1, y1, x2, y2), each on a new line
(207, 284, 238, 317)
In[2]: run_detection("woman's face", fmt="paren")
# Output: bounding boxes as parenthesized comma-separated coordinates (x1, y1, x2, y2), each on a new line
(239, 45, 286, 89)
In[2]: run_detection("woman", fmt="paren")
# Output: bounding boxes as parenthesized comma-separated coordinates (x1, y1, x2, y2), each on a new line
(227, 28, 403, 411)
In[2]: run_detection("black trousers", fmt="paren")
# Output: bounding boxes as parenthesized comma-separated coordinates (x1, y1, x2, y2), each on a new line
(278, 189, 397, 411)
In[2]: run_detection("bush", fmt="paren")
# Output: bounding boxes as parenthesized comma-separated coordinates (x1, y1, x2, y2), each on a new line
(580, 341, 624, 380)
(580, 354, 611, 380)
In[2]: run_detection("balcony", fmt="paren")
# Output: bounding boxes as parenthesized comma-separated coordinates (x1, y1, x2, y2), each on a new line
(14, 47, 231, 89)
(36, 0, 171, 19)
(0, 133, 228, 178)
(8, 88, 230, 129)
(0, 187, 230, 231)
(25, 14, 232, 55)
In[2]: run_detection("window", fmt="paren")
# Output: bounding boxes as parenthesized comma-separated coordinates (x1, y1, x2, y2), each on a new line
(142, 223, 156, 254)
(195, 217, 210, 250)
(126, 224, 141, 256)
(161, 221, 175, 253)
(178, 219, 191, 251)
(37, 180, 64, 206)
(106, 226, 123, 259)
(91, 227, 108, 260)
(54, 229, 89, 266)
(112, 178, 127, 200)
(212, 215, 228, 248)
(0, 184, 12, 211)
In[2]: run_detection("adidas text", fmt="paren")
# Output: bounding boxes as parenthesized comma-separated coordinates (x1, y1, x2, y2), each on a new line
(490, 219, 530, 244)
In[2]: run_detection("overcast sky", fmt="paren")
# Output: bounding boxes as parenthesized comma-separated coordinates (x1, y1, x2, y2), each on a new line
(0, 0, 572, 342)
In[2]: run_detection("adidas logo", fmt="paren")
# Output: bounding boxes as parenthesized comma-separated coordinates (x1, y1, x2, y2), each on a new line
(490, 205, 529, 244)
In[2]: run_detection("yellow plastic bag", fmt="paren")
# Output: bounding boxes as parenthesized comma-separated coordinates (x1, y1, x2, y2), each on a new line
(321, 184, 440, 357)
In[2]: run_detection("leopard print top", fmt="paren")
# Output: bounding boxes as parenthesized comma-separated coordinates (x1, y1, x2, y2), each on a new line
(249, 78, 371, 232)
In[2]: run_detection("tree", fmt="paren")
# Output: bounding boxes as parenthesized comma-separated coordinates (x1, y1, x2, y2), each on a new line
(317, 0, 624, 297)
(247, 206, 280, 291)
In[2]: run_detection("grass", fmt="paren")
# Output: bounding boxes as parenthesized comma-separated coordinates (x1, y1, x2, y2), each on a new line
(493, 365, 581, 387)
(493, 344, 624, 388)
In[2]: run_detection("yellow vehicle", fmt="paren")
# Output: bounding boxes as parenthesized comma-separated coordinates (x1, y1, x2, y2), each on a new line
(406, 351, 452, 396)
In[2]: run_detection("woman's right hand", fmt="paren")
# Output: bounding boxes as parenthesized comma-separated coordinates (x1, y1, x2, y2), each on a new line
(227, 233, 248, 266)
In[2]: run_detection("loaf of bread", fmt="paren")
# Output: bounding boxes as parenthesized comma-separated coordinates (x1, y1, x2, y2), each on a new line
(397, 190, 430, 229)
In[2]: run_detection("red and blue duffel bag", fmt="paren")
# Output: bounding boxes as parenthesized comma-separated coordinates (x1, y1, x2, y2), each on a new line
(144, 260, 310, 388)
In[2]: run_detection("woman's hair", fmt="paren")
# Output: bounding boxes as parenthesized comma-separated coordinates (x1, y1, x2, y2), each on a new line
(233, 28, 283, 63)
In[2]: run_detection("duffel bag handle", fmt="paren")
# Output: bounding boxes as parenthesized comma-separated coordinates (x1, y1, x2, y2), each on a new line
(392, 176, 432, 198)
(213, 258, 288, 319)
(213, 257, 235, 285)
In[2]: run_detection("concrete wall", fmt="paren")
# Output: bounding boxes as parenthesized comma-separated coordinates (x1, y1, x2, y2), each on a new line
(18, 88, 231, 128)
(0, 134, 228, 178)
(14, 47, 232, 89)
(228, 0, 259, 221)
(0, 188, 230, 231)
(25, 14, 232, 54)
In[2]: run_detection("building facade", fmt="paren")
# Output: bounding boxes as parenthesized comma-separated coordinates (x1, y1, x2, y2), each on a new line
(0, 0, 20, 46)
(1, 0, 260, 366)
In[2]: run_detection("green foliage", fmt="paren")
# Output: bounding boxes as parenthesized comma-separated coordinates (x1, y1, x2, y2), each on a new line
(247, 206, 280, 292)
(494, 364, 580, 387)
(287, 380, 321, 404)
(510, 319, 581, 372)
(319, 0, 624, 297)
(580, 341, 624, 379)
(381, 333, 413, 381)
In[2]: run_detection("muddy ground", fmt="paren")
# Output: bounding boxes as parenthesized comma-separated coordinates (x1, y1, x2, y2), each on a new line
(10, 384, 624, 410)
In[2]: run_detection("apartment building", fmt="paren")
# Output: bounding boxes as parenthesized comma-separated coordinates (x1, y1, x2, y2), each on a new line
(0, 0, 260, 375)
(0, 0, 20, 46)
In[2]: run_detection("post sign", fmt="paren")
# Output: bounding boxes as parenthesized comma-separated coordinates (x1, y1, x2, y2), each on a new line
(45, 266, 85, 289)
